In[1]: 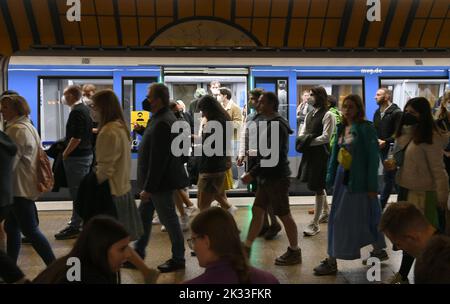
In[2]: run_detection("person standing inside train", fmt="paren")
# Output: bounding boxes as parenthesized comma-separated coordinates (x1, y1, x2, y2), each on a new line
(209, 80, 221, 99)
(218, 87, 242, 187)
(134, 83, 189, 273)
(313, 94, 387, 276)
(297, 87, 336, 236)
(296, 89, 313, 132)
(241, 92, 302, 266)
(373, 88, 402, 210)
(55, 85, 93, 240)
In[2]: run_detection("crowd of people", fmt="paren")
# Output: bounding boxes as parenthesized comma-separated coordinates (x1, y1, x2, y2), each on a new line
(0, 81, 449, 284)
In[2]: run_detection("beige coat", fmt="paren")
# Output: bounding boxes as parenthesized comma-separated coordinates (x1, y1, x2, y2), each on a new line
(396, 131, 449, 207)
(5, 116, 40, 200)
(95, 121, 132, 196)
(223, 100, 242, 140)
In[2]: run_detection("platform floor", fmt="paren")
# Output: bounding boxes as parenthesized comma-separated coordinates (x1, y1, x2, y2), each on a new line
(18, 198, 409, 284)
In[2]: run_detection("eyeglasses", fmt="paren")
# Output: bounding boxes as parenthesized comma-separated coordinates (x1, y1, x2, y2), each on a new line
(187, 236, 201, 250)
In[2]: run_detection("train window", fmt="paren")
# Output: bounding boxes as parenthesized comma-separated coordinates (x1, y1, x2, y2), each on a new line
(122, 78, 157, 152)
(297, 78, 364, 111)
(38, 78, 113, 145)
(254, 78, 289, 121)
(380, 78, 449, 112)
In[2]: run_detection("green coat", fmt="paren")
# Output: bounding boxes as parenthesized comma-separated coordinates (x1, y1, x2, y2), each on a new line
(326, 121, 379, 193)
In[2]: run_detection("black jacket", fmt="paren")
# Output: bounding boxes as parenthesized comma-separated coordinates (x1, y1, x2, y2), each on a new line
(46, 139, 68, 192)
(75, 171, 117, 223)
(137, 107, 189, 193)
(0, 131, 17, 209)
(65, 103, 93, 157)
(249, 113, 293, 179)
(373, 103, 402, 155)
(199, 117, 229, 174)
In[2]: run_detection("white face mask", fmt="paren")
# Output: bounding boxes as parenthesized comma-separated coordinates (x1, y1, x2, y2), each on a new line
(211, 88, 219, 96)
(446, 104, 450, 112)
(82, 96, 93, 106)
(307, 96, 316, 106)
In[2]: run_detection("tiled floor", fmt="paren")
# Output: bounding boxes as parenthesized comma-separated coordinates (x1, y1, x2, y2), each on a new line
(18, 198, 408, 284)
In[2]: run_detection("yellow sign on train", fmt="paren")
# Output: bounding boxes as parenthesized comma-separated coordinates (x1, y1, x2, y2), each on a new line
(131, 111, 149, 130)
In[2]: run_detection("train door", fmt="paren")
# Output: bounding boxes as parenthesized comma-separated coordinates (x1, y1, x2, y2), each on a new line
(38, 77, 113, 147)
(163, 67, 249, 192)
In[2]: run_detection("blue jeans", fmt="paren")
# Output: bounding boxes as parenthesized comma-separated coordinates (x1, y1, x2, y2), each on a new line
(64, 154, 93, 229)
(134, 191, 185, 263)
(380, 151, 397, 209)
(5, 197, 55, 265)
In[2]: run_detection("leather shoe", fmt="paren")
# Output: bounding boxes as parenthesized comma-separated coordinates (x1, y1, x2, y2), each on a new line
(157, 259, 185, 273)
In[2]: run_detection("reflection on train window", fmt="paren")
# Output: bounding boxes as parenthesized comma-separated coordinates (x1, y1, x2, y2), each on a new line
(380, 79, 449, 111)
(39, 78, 113, 144)
(254, 78, 289, 121)
(297, 79, 363, 111)
(164, 75, 248, 111)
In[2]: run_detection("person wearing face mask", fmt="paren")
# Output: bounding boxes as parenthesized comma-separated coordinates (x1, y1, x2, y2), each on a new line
(435, 90, 450, 235)
(384, 97, 449, 284)
(373, 88, 403, 211)
(297, 86, 336, 237)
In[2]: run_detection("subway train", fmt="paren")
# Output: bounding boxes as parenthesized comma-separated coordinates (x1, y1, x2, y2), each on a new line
(3, 55, 450, 199)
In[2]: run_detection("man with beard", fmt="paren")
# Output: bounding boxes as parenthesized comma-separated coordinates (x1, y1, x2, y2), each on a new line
(373, 88, 402, 210)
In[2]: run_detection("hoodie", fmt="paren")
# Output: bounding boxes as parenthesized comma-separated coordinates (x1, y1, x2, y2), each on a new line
(249, 113, 293, 179)
(0, 130, 17, 208)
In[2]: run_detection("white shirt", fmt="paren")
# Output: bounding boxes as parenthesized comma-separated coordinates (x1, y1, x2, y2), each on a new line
(299, 109, 336, 146)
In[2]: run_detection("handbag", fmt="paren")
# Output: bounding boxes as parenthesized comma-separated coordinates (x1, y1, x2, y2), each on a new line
(337, 147, 352, 170)
(393, 139, 412, 168)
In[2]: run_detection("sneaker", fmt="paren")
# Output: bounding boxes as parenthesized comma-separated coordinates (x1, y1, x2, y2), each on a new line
(318, 212, 329, 224)
(227, 205, 238, 216)
(303, 222, 320, 236)
(55, 226, 80, 240)
(264, 224, 282, 240)
(180, 215, 190, 232)
(274, 247, 302, 266)
(387, 272, 409, 284)
(362, 249, 389, 265)
(314, 258, 338, 276)
(185, 206, 198, 217)
(161, 225, 166, 232)
(152, 215, 160, 225)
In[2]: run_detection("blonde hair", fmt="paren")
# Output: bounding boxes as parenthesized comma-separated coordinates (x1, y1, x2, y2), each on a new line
(436, 90, 450, 120)
(92, 90, 130, 140)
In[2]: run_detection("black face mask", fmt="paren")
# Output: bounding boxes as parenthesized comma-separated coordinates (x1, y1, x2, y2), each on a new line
(402, 112, 419, 126)
(142, 99, 151, 112)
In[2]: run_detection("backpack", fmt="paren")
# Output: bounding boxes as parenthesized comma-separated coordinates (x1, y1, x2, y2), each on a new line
(19, 122, 54, 193)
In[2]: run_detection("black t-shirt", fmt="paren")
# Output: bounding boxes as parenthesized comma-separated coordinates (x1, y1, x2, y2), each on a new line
(65, 103, 93, 157)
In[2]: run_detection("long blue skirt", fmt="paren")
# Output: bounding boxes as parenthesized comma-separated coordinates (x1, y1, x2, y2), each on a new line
(327, 166, 386, 260)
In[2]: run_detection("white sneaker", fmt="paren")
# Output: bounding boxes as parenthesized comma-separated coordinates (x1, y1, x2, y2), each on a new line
(303, 222, 320, 236)
(318, 212, 329, 224)
(161, 225, 166, 232)
(152, 215, 160, 225)
(227, 205, 238, 216)
(180, 215, 190, 232)
(185, 206, 198, 217)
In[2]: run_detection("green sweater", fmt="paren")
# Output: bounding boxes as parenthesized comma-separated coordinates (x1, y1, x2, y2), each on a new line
(326, 121, 379, 193)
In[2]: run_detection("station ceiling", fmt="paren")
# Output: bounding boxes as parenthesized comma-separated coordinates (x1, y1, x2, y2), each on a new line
(0, 0, 449, 56)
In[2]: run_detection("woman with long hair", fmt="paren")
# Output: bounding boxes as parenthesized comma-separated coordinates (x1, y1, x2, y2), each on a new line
(91, 90, 143, 240)
(0, 95, 55, 266)
(33, 216, 158, 284)
(313, 94, 387, 275)
(196, 95, 237, 214)
(386, 96, 449, 283)
(184, 207, 278, 284)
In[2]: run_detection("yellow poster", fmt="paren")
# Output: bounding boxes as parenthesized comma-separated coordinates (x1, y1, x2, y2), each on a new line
(131, 111, 150, 130)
